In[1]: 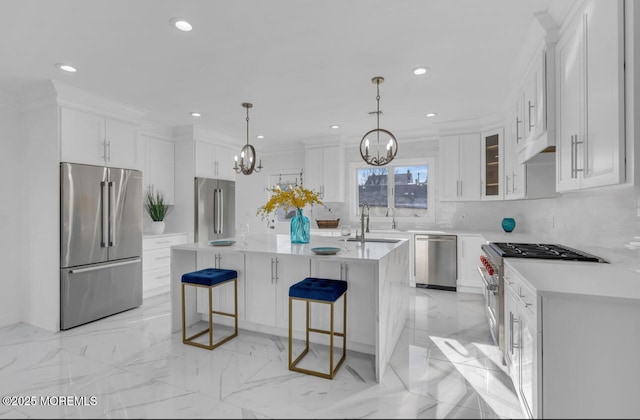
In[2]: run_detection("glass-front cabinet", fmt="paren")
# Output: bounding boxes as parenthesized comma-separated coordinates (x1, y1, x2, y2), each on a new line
(481, 128, 503, 200)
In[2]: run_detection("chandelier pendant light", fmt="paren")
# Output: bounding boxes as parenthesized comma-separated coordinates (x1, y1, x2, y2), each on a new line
(234, 102, 263, 175)
(359, 76, 398, 166)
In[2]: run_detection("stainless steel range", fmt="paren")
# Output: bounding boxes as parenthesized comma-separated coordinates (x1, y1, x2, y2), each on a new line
(478, 242, 607, 359)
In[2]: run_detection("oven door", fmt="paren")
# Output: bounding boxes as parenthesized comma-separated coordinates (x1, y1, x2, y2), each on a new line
(478, 265, 499, 345)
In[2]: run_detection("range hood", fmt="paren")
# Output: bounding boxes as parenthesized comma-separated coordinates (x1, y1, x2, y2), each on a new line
(518, 129, 556, 165)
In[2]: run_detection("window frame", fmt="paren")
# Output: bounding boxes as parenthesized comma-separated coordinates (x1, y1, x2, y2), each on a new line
(348, 156, 435, 224)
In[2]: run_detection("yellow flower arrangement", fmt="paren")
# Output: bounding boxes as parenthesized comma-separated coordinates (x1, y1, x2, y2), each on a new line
(257, 184, 323, 220)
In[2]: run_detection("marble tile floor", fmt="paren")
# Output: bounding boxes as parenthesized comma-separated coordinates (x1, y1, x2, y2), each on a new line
(0, 289, 525, 419)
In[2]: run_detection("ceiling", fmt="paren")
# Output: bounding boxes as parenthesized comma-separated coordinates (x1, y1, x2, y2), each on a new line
(0, 0, 569, 149)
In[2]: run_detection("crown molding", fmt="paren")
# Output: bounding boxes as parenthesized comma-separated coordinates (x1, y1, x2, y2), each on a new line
(21, 80, 148, 123)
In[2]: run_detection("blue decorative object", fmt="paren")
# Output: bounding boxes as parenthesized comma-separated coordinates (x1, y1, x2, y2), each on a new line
(502, 217, 516, 233)
(290, 208, 310, 243)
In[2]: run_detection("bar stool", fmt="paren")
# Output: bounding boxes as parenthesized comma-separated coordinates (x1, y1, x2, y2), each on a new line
(181, 268, 238, 350)
(288, 277, 348, 379)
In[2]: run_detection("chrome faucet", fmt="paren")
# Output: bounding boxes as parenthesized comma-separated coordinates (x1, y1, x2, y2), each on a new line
(360, 203, 370, 244)
(386, 207, 396, 230)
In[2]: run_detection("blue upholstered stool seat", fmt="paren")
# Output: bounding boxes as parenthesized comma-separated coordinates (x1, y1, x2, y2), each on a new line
(289, 277, 348, 302)
(182, 268, 238, 286)
(181, 267, 238, 350)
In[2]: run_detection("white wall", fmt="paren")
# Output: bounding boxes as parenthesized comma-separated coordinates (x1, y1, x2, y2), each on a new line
(0, 92, 24, 327)
(21, 99, 60, 331)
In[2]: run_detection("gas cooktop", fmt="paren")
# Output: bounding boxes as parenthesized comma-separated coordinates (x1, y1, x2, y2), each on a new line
(488, 242, 607, 262)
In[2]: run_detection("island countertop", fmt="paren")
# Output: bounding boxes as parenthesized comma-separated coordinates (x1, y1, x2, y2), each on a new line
(172, 233, 408, 262)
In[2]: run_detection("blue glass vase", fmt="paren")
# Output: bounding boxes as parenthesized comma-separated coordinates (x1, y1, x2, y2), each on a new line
(290, 208, 310, 243)
(502, 217, 516, 233)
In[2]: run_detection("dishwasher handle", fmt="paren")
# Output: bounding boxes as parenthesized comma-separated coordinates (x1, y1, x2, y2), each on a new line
(415, 235, 457, 241)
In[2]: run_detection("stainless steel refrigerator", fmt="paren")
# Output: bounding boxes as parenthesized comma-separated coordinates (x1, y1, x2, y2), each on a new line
(195, 177, 235, 243)
(60, 162, 143, 330)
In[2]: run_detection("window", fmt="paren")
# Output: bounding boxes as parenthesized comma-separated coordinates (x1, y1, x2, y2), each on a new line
(351, 157, 434, 221)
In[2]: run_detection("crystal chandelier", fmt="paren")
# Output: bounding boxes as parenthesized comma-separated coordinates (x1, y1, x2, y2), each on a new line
(359, 77, 398, 166)
(234, 102, 263, 175)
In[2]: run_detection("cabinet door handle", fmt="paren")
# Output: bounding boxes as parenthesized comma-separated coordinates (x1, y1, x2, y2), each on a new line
(528, 101, 535, 131)
(275, 258, 279, 283)
(344, 263, 348, 281)
(570, 135, 575, 178)
(270, 258, 274, 284)
(574, 135, 583, 176)
(505, 175, 510, 194)
(516, 117, 522, 142)
(101, 140, 108, 161)
(107, 141, 111, 162)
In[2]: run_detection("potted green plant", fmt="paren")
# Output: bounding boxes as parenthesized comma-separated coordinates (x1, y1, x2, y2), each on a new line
(144, 190, 171, 234)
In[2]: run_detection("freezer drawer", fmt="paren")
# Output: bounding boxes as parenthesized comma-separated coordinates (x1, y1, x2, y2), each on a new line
(60, 257, 142, 330)
(414, 234, 457, 291)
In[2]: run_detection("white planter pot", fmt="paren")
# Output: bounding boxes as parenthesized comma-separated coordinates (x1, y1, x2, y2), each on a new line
(151, 221, 166, 235)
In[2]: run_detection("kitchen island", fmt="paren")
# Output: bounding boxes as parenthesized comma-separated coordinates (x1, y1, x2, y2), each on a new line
(170, 233, 411, 382)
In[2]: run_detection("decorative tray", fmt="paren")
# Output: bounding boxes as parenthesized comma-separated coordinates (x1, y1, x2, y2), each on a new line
(210, 240, 236, 247)
(311, 247, 341, 255)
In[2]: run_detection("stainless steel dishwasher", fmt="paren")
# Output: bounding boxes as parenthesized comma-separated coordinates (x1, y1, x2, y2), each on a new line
(414, 234, 457, 290)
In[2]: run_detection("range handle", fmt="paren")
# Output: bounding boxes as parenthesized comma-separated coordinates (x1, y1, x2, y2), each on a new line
(477, 266, 498, 293)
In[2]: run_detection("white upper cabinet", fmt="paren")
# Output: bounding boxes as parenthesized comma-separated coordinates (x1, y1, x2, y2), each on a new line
(480, 128, 503, 200)
(504, 109, 526, 200)
(504, 108, 556, 201)
(439, 133, 481, 201)
(194, 140, 236, 181)
(304, 143, 344, 202)
(60, 107, 139, 170)
(556, 0, 625, 192)
(141, 134, 175, 204)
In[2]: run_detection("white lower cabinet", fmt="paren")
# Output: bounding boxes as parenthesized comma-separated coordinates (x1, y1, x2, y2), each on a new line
(504, 261, 640, 419)
(311, 259, 375, 347)
(143, 233, 188, 298)
(456, 234, 485, 293)
(244, 254, 311, 330)
(503, 265, 538, 419)
(195, 250, 245, 325)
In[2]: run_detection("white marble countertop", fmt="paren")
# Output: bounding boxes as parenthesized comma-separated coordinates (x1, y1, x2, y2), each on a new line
(505, 258, 640, 301)
(171, 233, 408, 262)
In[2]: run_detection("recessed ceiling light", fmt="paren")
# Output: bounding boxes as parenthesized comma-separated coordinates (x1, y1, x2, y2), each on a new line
(256, 135, 264, 139)
(170, 17, 193, 32)
(56, 63, 77, 73)
(426, 112, 438, 117)
(413, 67, 430, 75)
(190, 112, 201, 117)
(330, 125, 340, 129)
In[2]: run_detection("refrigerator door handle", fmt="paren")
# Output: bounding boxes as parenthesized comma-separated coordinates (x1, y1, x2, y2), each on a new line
(69, 258, 142, 274)
(213, 188, 223, 234)
(108, 181, 115, 246)
(101, 181, 108, 247)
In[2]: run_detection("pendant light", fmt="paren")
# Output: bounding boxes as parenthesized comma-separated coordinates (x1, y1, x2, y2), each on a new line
(234, 102, 263, 175)
(359, 76, 398, 166)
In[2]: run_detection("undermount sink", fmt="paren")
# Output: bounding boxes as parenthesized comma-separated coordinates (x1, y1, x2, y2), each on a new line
(346, 238, 401, 243)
